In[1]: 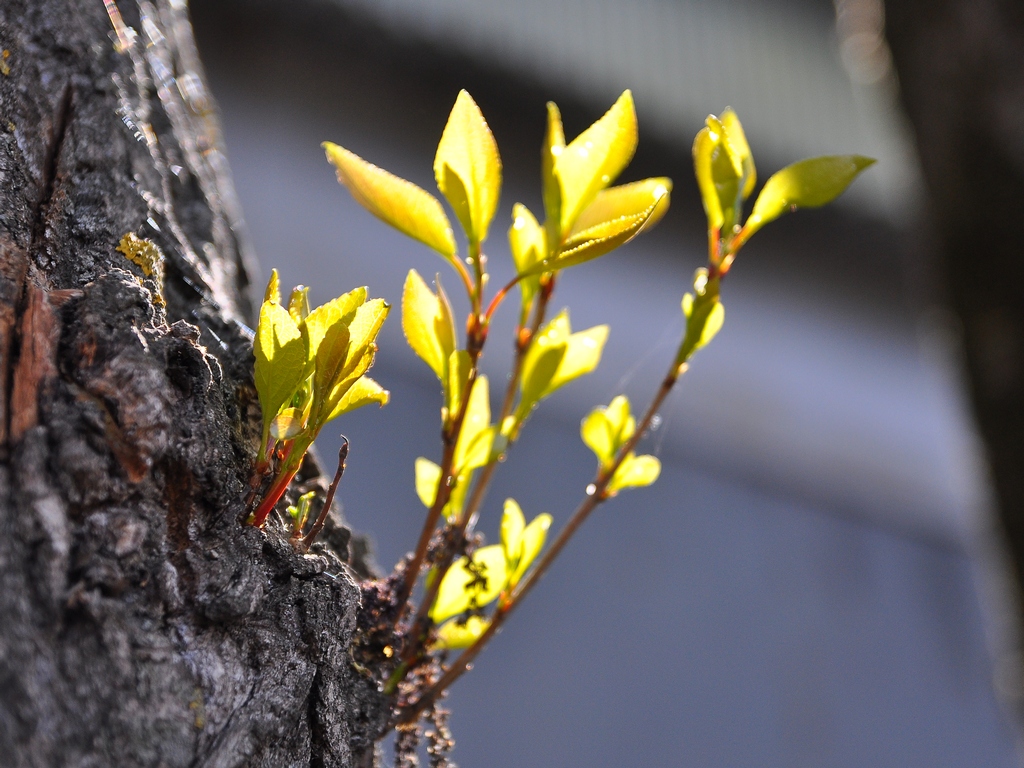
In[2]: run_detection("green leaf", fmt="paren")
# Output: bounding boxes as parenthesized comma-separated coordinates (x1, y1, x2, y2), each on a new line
(501, 498, 526, 564)
(430, 544, 508, 623)
(433, 90, 502, 245)
(542, 101, 565, 248)
(454, 375, 493, 473)
(569, 177, 673, 236)
(608, 453, 661, 492)
(288, 285, 310, 324)
(324, 141, 457, 260)
(526, 190, 669, 275)
(555, 90, 637, 238)
(414, 457, 441, 508)
(746, 155, 875, 236)
(287, 490, 317, 533)
(402, 269, 456, 381)
(254, 300, 307, 443)
(327, 375, 389, 421)
(433, 615, 489, 650)
(510, 511, 551, 588)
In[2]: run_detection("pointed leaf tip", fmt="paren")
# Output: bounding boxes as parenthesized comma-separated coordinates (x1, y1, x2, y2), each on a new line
(746, 154, 875, 236)
(433, 90, 502, 245)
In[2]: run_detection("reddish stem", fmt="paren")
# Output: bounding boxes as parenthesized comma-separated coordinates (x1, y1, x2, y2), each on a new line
(251, 445, 300, 527)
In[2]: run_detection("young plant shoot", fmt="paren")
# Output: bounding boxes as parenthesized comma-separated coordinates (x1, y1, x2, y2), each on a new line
(248, 90, 873, 748)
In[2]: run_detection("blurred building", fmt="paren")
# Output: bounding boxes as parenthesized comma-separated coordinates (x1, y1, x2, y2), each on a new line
(192, 0, 1022, 764)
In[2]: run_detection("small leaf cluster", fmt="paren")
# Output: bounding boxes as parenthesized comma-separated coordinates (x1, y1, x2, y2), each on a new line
(679, 109, 875, 367)
(431, 499, 552, 649)
(249, 271, 390, 528)
(582, 395, 660, 495)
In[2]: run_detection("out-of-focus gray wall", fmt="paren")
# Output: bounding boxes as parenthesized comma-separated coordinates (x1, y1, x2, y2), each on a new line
(192, 0, 1022, 764)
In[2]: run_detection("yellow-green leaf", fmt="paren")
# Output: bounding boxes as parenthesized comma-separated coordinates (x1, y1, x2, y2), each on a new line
(720, 108, 755, 200)
(555, 90, 637, 238)
(546, 324, 608, 394)
(542, 101, 565, 247)
(581, 395, 636, 466)
(693, 125, 723, 231)
(433, 90, 502, 245)
(432, 615, 489, 650)
(679, 293, 725, 361)
(414, 457, 441, 508)
(254, 300, 307, 441)
(608, 453, 661, 492)
(510, 512, 552, 588)
(327, 375, 389, 421)
(312, 299, 389, 426)
(519, 312, 569, 407)
(303, 287, 367, 361)
(746, 155, 875, 237)
(501, 498, 526, 564)
(270, 406, 308, 441)
(525, 191, 668, 276)
(508, 203, 545, 315)
(570, 177, 673, 236)
(402, 269, 456, 381)
(265, 268, 281, 304)
(509, 203, 546, 275)
(346, 299, 391, 363)
(517, 312, 608, 427)
(446, 350, 471, 422)
(446, 470, 471, 523)
(430, 544, 508, 622)
(288, 285, 310, 324)
(454, 375, 493, 472)
(324, 141, 457, 259)
(581, 406, 614, 464)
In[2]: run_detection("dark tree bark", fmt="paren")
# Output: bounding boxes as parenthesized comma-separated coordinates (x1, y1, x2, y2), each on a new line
(883, 1, 1024, 604)
(0, 1, 386, 765)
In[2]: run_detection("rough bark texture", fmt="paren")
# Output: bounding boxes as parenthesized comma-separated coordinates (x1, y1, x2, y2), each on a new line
(0, 1, 387, 765)
(883, 0, 1024, 609)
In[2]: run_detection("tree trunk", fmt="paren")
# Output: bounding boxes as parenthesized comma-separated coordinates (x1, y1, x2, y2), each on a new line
(882, 5, 1024, 583)
(0, 1, 386, 765)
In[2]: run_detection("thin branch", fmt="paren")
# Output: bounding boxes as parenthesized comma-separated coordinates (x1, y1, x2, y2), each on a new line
(395, 353, 479, 608)
(299, 438, 349, 551)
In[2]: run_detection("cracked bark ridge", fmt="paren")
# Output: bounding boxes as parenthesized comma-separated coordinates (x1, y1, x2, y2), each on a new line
(0, 1, 388, 765)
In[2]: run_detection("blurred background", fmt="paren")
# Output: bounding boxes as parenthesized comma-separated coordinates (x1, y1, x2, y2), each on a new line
(191, 0, 1024, 764)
